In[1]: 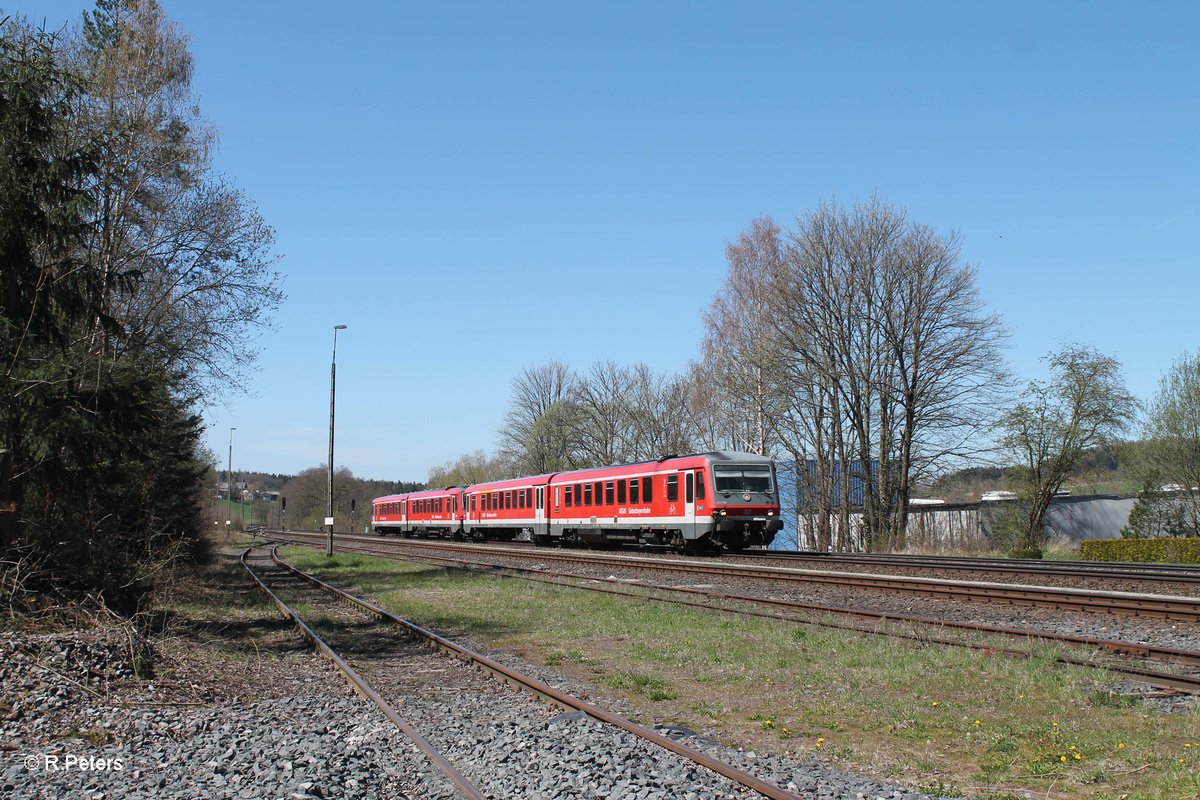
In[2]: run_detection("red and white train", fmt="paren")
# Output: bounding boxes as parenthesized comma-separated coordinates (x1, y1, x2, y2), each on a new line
(372, 451, 783, 551)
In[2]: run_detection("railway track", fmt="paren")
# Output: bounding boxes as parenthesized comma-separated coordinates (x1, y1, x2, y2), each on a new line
(293, 531, 1200, 622)
(270, 533, 1200, 697)
(735, 549, 1200, 586)
(243, 542, 815, 800)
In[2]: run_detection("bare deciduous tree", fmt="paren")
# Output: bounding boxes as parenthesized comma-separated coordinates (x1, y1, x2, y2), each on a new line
(498, 362, 579, 474)
(703, 198, 1009, 551)
(427, 450, 511, 488)
(72, 0, 283, 398)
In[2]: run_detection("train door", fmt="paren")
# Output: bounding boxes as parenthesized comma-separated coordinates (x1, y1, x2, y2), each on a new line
(401, 499, 407, 533)
(534, 486, 545, 536)
(684, 470, 697, 534)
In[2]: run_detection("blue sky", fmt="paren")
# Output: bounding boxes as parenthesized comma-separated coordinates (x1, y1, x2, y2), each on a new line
(14, 1, 1200, 481)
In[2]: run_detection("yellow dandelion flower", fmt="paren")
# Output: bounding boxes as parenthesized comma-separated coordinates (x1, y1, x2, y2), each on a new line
(1052, 721, 1059, 727)
(1180, 758, 1186, 764)
(1118, 743, 1125, 749)
(1069, 745, 1076, 751)
(974, 720, 981, 726)
(817, 737, 825, 743)
(1017, 694, 1024, 699)
(1186, 744, 1193, 749)
(1073, 753, 1082, 761)
(1060, 755, 1067, 763)
(931, 701, 939, 707)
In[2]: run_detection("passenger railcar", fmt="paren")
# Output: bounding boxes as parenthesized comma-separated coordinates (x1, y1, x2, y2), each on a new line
(373, 486, 463, 538)
(372, 451, 783, 551)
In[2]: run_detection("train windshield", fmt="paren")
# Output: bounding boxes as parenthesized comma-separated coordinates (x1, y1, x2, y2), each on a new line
(713, 465, 773, 494)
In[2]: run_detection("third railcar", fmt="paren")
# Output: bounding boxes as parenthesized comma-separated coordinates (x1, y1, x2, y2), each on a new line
(372, 451, 783, 551)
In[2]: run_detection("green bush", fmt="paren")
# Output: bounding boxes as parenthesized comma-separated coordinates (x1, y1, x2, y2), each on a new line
(1080, 537, 1200, 564)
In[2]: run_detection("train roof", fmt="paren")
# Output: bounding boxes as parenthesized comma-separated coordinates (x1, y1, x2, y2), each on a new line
(373, 452, 775, 504)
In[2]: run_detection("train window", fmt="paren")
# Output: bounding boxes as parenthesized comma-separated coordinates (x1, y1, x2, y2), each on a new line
(502, 491, 509, 510)
(604, 481, 614, 505)
(525, 489, 531, 508)
(629, 479, 639, 504)
(519, 490, 526, 510)
(565, 485, 573, 507)
(584, 483, 593, 506)
(643, 476, 653, 502)
(686, 472, 694, 503)
(617, 480, 626, 504)
(594, 481, 602, 506)
(667, 474, 679, 503)
(696, 470, 706, 500)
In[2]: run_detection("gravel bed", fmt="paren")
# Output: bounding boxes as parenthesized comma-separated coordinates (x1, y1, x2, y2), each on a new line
(0, 629, 443, 799)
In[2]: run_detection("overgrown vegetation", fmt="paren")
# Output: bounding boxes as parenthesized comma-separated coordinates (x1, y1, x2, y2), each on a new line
(1, 2, 281, 616)
(1081, 537, 1200, 564)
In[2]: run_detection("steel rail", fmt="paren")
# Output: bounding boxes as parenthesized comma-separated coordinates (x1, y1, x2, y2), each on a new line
(276, 535, 1200, 695)
(305, 533, 1200, 622)
(734, 550, 1200, 585)
(239, 546, 487, 800)
(268, 545, 809, 800)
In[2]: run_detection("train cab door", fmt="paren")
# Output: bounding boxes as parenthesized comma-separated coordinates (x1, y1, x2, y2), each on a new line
(401, 500, 407, 532)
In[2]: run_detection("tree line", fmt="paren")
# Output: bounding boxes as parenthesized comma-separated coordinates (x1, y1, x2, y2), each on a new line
(1, 1, 282, 613)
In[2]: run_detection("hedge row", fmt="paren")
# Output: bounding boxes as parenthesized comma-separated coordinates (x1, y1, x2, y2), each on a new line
(1080, 537, 1200, 564)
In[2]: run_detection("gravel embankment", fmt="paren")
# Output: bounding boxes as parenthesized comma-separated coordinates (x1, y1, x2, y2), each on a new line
(0, 616, 966, 800)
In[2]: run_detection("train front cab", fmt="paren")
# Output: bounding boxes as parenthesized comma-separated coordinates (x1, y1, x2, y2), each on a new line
(695, 453, 783, 550)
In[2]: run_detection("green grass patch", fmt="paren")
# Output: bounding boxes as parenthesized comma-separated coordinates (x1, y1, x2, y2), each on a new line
(278, 545, 1200, 800)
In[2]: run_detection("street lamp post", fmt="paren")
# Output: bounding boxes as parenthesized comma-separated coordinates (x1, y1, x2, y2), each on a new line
(227, 427, 237, 534)
(328, 324, 347, 556)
